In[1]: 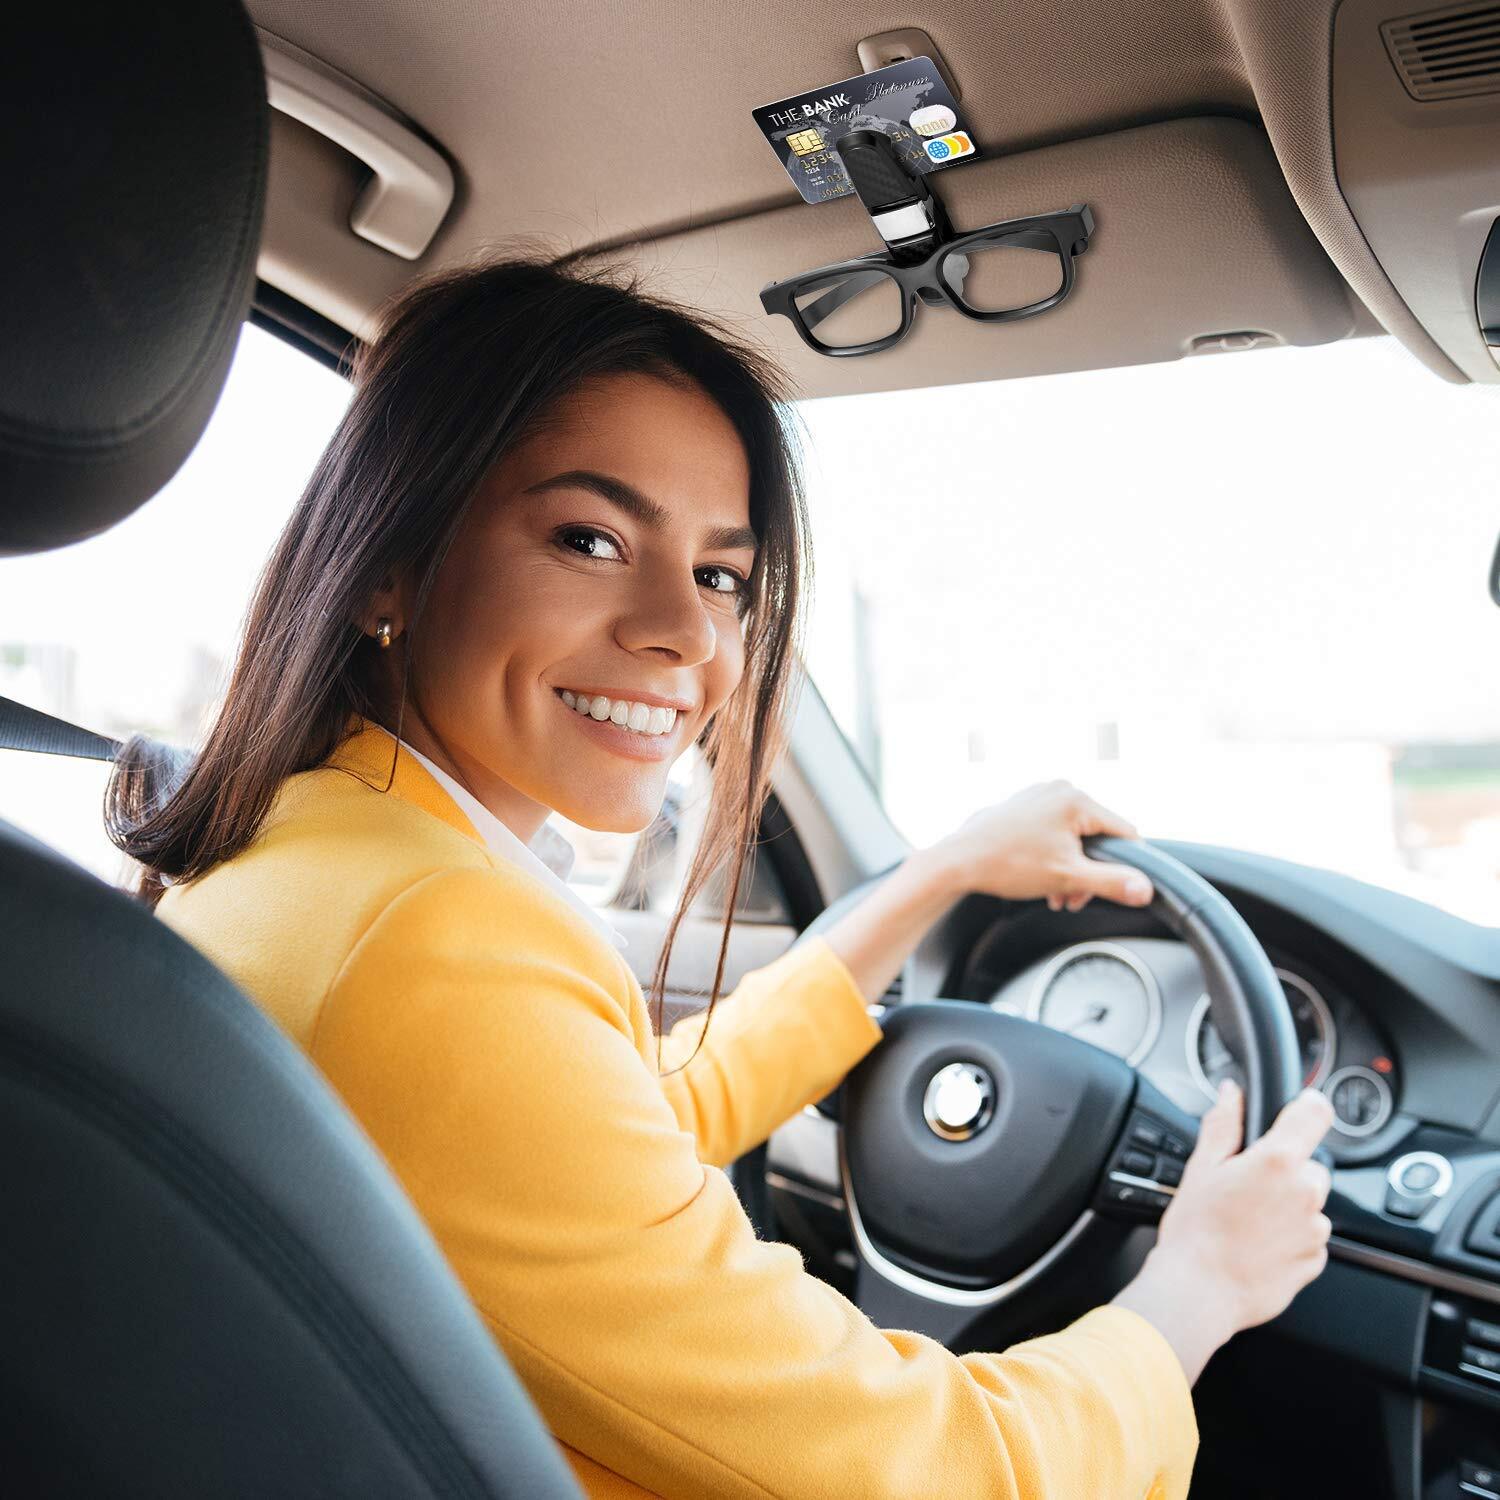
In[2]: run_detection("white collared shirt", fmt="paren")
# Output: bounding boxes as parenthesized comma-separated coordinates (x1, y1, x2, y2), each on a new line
(377, 728, 626, 950)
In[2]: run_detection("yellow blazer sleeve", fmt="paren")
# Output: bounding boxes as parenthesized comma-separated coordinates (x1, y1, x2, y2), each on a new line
(652, 936, 884, 1168)
(312, 867, 1198, 1500)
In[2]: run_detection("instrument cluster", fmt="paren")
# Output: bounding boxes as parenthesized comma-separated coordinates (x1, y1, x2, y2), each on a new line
(986, 936, 1400, 1138)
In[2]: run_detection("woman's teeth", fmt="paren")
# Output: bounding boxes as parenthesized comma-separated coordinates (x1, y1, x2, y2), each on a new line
(559, 690, 678, 737)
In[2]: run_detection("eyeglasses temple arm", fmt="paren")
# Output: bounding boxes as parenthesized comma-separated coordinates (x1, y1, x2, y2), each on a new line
(796, 268, 896, 332)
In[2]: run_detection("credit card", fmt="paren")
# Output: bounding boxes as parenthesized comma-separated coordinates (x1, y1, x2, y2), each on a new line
(752, 57, 978, 205)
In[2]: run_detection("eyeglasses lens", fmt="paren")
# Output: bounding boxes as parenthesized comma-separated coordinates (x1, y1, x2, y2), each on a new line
(941, 236, 1066, 315)
(793, 267, 903, 350)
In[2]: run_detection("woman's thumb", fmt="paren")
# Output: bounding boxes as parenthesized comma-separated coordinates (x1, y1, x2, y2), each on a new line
(1188, 1078, 1244, 1169)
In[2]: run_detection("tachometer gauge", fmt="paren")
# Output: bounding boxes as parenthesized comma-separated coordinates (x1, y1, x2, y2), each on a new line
(1323, 1065, 1393, 1137)
(1025, 942, 1162, 1065)
(1188, 969, 1336, 1103)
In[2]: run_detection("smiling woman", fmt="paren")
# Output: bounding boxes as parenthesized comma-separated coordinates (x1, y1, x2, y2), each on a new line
(108, 258, 807, 1047)
(111, 253, 1333, 1500)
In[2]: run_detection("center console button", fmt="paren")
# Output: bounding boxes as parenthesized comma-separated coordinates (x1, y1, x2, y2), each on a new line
(1383, 1151, 1454, 1222)
(1398, 1159, 1439, 1193)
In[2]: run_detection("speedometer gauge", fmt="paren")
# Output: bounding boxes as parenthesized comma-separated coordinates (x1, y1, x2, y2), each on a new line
(1187, 968, 1336, 1102)
(1025, 942, 1163, 1065)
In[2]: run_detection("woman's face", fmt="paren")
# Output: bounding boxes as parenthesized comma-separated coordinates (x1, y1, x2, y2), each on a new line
(393, 371, 756, 838)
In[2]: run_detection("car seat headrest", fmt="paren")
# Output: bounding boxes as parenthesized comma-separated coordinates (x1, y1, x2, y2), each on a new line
(0, 2, 267, 556)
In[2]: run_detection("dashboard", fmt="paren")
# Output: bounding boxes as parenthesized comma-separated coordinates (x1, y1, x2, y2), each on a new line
(768, 837, 1500, 1493)
(904, 838, 1500, 1178)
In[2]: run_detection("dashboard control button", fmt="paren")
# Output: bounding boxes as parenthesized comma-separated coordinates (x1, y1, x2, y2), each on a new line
(1104, 1178, 1169, 1215)
(1156, 1157, 1183, 1187)
(1121, 1148, 1155, 1176)
(1398, 1160, 1440, 1193)
(1462, 1344, 1500, 1373)
(1383, 1151, 1453, 1221)
(1384, 1190, 1428, 1220)
(1468, 1316, 1500, 1349)
(1130, 1121, 1164, 1150)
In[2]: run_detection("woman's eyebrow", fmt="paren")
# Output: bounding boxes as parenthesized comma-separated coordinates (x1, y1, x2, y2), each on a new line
(524, 469, 758, 552)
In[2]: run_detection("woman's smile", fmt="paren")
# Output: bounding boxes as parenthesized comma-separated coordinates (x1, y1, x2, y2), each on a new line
(556, 687, 686, 762)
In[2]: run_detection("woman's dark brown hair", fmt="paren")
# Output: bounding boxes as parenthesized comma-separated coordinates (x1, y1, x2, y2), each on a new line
(106, 251, 810, 1064)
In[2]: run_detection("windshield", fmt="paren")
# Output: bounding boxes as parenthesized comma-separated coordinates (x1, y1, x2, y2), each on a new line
(799, 336, 1500, 926)
(7, 326, 1499, 926)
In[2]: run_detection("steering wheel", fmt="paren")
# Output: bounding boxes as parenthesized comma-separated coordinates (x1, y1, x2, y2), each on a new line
(798, 835, 1302, 1345)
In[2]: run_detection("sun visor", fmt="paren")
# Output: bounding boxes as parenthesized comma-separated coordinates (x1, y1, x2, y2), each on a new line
(621, 116, 1361, 399)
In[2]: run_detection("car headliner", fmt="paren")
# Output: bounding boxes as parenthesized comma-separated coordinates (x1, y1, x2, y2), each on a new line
(247, 0, 1468, 393)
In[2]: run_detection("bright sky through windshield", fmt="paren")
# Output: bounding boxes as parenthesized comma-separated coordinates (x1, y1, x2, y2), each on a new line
(798, 334, 1500, 923)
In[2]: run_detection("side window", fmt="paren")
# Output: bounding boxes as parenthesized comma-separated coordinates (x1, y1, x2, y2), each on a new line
(0, 323, 352, 880)
(555, 746, 793, 925)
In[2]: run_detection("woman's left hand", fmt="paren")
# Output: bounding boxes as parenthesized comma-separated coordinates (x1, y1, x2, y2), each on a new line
(928, 779, 1155, 913)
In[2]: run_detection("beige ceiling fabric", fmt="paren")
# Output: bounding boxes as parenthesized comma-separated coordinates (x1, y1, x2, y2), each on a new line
(250, 0, 1254, 248)
(248, 0, 1456, 390)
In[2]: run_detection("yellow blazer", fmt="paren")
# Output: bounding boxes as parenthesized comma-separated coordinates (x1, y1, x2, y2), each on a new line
(158, 720, 1197, 1499)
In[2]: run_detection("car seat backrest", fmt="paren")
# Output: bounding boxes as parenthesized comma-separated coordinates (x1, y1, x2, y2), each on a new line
(0, 823, 582, 1498)
(0, 5, 583, 1495)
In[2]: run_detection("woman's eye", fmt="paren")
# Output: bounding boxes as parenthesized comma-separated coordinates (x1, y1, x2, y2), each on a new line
(696, 565, 744, 597)
(558, 527, 622, 561)
(557, 530, 744, 601)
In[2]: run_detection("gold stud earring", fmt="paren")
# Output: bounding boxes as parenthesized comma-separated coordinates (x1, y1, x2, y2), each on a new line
(374, 618, 394, 650)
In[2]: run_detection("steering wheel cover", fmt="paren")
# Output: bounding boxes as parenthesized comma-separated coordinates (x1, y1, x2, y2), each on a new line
(1081, 834, 1301, 1139)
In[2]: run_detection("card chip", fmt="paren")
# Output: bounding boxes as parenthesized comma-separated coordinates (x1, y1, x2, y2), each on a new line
(786, 128, 825, 156)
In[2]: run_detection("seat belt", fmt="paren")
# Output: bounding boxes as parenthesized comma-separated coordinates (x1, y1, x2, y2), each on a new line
(0, 695, 121, 762)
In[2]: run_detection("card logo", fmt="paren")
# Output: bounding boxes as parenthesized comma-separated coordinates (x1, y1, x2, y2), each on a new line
(924, 131, 974, 162)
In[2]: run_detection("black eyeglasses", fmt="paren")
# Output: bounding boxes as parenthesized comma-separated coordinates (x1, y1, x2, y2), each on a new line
(759, 204, 1095, 358)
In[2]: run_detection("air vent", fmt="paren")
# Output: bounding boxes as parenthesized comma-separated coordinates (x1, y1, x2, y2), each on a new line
(1383, 2, 1500, 101)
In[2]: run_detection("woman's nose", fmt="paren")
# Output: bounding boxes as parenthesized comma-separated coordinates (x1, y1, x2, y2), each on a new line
(612, 568, 718, 665)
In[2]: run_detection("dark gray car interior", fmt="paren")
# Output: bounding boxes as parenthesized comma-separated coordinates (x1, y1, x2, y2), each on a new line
(0, 4, 582, 1494)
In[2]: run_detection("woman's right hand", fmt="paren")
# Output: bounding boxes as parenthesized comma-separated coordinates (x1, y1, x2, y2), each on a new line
(1112, 1080, 1335, 1382)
